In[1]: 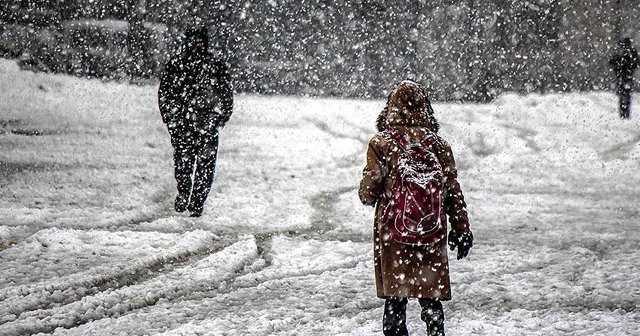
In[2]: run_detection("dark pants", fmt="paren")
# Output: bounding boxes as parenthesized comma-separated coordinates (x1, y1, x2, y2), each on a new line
(619, 89, 632, 119)
(169, 125, 219, 213)
(383, 297, 445, 336)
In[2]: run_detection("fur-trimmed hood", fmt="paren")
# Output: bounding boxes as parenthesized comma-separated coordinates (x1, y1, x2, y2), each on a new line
(376, 81, 439, 132)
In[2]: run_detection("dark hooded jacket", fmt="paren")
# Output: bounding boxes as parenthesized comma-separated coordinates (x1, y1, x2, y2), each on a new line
(158, 31, 233, 135)
(359, 81, 470, 299)
(610, 39, 639, 85)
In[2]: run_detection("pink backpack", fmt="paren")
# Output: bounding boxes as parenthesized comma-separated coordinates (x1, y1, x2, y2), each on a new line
(382, 129, 445, 246)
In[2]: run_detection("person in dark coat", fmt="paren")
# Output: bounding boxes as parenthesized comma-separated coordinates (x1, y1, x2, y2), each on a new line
(360, 81, 473, 336)
(158, 27, 233, 217)
(609, 37, 639, 119)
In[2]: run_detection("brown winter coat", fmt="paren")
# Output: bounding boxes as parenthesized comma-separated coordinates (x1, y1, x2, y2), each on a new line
(359, 91, 470, 300)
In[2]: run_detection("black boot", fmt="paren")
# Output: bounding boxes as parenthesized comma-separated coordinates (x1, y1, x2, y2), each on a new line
(174, 194, 189, 213)
(419, 299, 445, 336)
(383, 297, 409, 336)
(188, 205, 203, 217)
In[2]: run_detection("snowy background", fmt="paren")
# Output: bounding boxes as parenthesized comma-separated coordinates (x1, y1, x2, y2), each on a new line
(3, 0, 640, 99)
(1, 58, 639, 335)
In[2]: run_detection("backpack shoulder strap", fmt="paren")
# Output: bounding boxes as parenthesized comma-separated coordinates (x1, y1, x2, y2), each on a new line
(383, 128, 409, 149)
(386, 128, 439, 150)
(419, 132, 438, 149)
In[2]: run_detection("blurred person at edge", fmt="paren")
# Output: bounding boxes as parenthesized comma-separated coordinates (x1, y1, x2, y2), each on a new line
(158, 27, 233, 217)
(359, 81, 473, 336)
(610, 37, 639, 119)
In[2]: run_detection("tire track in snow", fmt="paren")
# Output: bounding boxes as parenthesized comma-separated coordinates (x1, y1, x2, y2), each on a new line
(2, 115, 370, 335)
(309, 186, 356, 235)
(165, 241, 373, 336)
(189, 116, 372, 329)
(249, 185, 362, 270)
(0, 231, 229, 326)
(1, 185, 362, 334)
(54, 256, 376, 336)
(599, 134, 640, 161)
(185, 253, 368, 301)
(0, 238, 258, 336)
(0, 186, 181, 249)
(2, 179, 356, 328)
(163, 281, 380, 336)
(303, 117, 369, 242)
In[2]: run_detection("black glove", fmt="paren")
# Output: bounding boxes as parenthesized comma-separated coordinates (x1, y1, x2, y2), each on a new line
(448, 230, 474, 260)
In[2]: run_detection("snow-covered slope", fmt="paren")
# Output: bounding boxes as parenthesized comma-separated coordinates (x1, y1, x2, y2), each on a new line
(1, 59, 639, 335)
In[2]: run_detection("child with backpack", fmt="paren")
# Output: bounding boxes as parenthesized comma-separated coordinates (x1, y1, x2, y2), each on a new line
(359, 81, 473, 336)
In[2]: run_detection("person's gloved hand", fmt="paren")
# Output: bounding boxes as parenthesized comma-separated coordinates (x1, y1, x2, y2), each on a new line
(448, 230, 474, 260)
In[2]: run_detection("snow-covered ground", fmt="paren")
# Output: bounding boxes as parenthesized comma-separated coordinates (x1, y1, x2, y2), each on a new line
(1, 58, 639, 336)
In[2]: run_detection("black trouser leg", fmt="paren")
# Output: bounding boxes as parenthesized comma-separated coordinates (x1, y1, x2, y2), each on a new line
(620, 89, 631, 119)
(383, 297, 408, 336)
(189, 131, 219, 213)
(418, 298, 445, 336)
(189, 153, 217, 212)
(173, 139, 196, 200)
